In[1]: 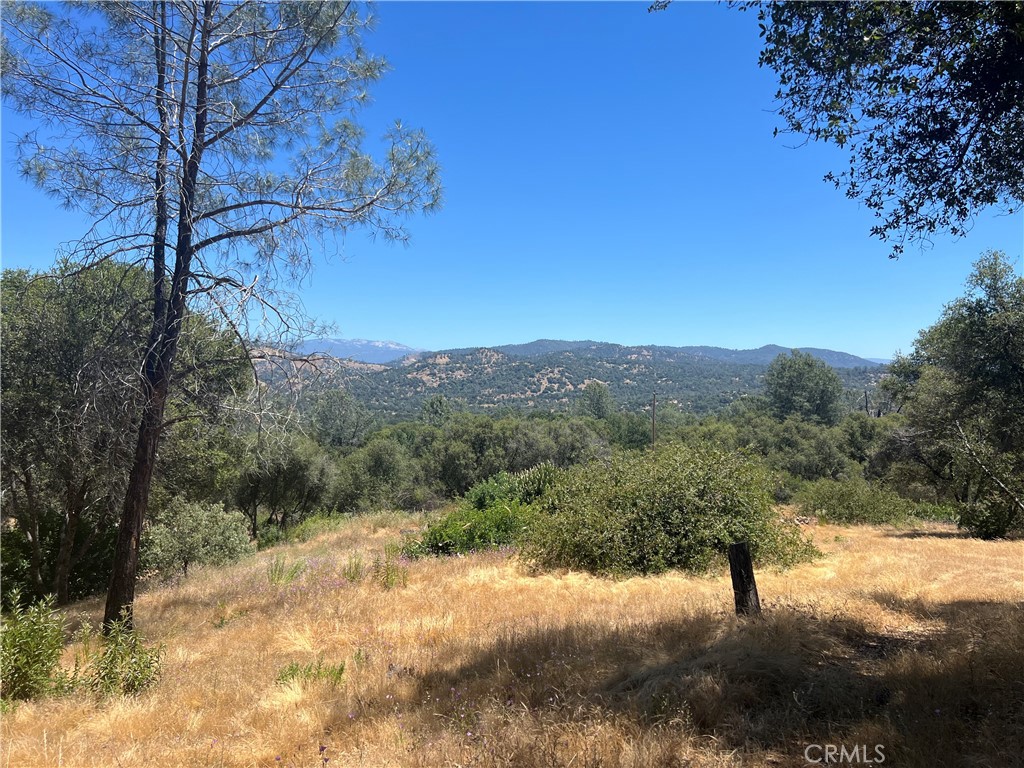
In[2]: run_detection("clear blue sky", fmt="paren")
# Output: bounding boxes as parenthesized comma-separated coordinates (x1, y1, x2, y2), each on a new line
(2, 2, 1021, 360)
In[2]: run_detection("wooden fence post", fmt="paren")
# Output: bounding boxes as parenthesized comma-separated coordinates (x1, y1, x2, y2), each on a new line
(728, 542, 761, 617)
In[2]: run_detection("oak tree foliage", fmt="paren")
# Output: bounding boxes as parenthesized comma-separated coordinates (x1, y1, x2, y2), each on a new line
(881, 251, 1024, 536)
(755, 1, 1024, 255)
(763, 349, 844, 426)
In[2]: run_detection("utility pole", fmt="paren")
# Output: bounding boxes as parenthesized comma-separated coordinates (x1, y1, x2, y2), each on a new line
(651, 392, 657, 447)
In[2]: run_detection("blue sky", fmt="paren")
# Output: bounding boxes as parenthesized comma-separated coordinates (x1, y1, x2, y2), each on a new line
(2, 2, 1021, 360)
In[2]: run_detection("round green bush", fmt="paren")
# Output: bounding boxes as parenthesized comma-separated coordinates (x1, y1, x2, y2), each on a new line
(143, 499, 254, 578)
(404, 500, 531, 557)
(958, 497, 1020, 539)
(522, 444, 816, 576)
(794, 477, 912, 525)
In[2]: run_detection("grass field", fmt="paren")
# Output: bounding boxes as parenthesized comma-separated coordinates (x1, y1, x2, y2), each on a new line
(3, 513, 1022, 768)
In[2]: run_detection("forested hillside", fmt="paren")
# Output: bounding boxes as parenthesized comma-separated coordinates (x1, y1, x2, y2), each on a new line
(311, 341, 884, 420)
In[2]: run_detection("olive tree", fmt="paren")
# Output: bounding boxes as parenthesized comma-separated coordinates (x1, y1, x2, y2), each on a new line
(2, 1, 441, 626)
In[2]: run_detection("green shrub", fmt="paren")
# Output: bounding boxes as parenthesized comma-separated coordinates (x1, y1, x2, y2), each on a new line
(289, 513, 346, 543)
(794, 477, 913, 525)
(372, 543, 409, 590)
(143, 499, 254, 578)
(405, 501, 531, 558)
(463, 462, 561, 511)
(342, 553, 366, 582)
(85, 615, 162, 696)
(464, 473, 516, 511)
(912, 501, 959, 523)
(413, 462, 560, 558)
(523, 444, 816, 576)
(507, 462, 561, 505)
(958, 498, 1020, 539)
(256, 522, 288, 550)
(0, 596, 161, 702)
(0, 592, 68, 701)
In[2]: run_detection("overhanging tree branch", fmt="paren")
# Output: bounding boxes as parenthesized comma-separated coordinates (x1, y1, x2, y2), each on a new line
(955, 420, 1024, 516)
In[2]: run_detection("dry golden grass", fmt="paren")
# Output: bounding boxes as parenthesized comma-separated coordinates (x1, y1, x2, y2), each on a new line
(3, 514, 1022, 768)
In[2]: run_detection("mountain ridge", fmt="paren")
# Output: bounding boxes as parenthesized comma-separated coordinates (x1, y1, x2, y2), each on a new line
(302, 337, 882, 369)
(309, 338, 886, 421)
(295, 337, 423, 364)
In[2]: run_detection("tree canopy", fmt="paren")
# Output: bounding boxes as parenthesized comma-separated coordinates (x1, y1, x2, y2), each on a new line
(881, 251, 1024, 536)
(0, 263, 247, 604)
(763, 350, 844, 426)
(755, 1, 1024, 256)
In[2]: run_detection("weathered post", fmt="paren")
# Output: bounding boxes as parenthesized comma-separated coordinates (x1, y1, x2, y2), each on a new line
(728, 542, 761, 617)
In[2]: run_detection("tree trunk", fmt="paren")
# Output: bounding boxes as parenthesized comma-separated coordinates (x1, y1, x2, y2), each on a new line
(103, 0, 211, 630)
(18, 466, 46, 598)
(53, 478, 89, 604)
(728, 542, 762, 617)
(103, 387, 167, 628)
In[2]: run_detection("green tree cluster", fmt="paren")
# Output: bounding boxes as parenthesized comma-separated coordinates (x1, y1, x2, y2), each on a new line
(878, 251, 1023, 536)
(1, 264, 248, 604)
(764, 350, 845, 426)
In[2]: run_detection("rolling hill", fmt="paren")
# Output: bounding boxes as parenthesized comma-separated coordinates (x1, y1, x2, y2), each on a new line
(308, 339, 885, 420)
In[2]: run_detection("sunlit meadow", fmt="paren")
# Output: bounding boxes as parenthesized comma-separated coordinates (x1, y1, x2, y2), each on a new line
(3, 512, 1022, 768)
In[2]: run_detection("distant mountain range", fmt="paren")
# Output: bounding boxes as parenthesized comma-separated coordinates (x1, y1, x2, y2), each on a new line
(301, 337, 882, 369)
(299, 338, 886, 420)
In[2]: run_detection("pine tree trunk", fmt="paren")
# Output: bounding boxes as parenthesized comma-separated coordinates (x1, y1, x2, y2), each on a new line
(103, 0, 210, 630)
(103, 384, 167, 628)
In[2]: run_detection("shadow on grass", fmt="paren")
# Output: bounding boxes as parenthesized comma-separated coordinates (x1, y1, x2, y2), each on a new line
(886, 529, 972, 539)
(407, 600, 1023, 767)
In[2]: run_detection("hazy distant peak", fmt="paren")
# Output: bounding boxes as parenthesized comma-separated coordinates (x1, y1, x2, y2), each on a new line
(297, 338, 423, 364)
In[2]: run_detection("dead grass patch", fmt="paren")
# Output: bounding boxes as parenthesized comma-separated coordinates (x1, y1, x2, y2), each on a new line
(3, 518, 1022, 767)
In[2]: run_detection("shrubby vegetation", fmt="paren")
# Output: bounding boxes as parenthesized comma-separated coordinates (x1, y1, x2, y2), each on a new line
(523, 445, 817, 576)
(0, 593, 161, 703)
(142, 500, 253, 579)
(795, 477, 913, 526)
(0, 593, 69, 702)
(406, 502, 530, 557)
(405, 463, 562, 557)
